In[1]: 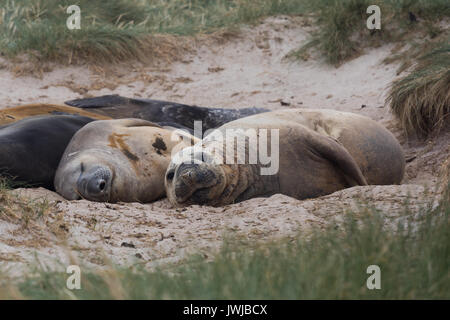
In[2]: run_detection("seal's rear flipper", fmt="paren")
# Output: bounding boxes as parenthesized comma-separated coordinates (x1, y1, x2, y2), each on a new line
(65, 95, 132, 109)
(307, 132, 368, 187)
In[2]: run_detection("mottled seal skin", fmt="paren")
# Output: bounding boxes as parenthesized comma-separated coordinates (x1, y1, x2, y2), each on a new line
(165, 109, 406, 207)
(54, 118, 198, 203)
(0, 115, 96, 189)
(0, 104, 110, 126)
(65, 94, 269, 134)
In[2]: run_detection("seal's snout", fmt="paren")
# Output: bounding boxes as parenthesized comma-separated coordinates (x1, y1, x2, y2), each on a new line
(171, 162, 219, 204)
(77, 166, 112, 202)
(173, 163, 200, 203)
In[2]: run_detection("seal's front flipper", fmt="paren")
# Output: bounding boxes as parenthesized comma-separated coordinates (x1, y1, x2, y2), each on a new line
(65, 95, 132, 109)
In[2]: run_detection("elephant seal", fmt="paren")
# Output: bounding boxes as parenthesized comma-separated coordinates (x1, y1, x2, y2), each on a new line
(65, 95, 269, 134)
(165, 109, 406, 207)
(0, 115, 96, 189)
(0, 104, 110, 125)
(54, 118, 198, 203)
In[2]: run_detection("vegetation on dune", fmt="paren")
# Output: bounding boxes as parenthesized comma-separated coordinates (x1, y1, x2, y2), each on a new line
(1, 0, 448, 65)
(0, 0, 309, 64)
(387, 40, 450, 135)
(1, 194, 448, 300)
(293, 0, 450, 66)
(1, 0, 159, 64)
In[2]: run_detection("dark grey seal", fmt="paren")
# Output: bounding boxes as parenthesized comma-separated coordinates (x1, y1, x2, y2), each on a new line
(65, 95, 269, 135)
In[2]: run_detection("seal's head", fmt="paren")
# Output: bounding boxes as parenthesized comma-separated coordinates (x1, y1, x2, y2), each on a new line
(165, 146, 230, 207)
(54, 118, 198, 203)
(54, 148, 145, 202)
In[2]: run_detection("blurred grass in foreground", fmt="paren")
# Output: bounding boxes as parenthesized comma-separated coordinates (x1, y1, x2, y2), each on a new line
(1, 187, 448, 300)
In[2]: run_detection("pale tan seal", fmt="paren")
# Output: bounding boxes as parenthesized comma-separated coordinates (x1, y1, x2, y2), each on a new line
(165, 109, 405, 207)
(0, 104, 110, 126)
(55, 118, 196, 203)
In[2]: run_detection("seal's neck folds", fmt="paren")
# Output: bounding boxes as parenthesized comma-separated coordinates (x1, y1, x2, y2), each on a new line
(221, 164, 279, 205)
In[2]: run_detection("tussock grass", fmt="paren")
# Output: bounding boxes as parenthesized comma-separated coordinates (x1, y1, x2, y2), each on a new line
(387, 40, 450, 135)
(1, 198, 448, 300)
(1, 0, 161, 64)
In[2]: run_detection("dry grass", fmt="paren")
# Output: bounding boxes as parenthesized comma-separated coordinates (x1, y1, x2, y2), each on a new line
(387, 41, 450, 135)
(0, 179, 63, 247)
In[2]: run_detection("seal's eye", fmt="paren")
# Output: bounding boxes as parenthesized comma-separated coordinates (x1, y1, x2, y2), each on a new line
(166, 170, 175, 181)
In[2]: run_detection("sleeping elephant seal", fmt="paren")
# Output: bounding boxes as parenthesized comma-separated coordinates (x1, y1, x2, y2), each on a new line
(0, 104, 110, 125)
(165, 109, 405, 207)
(65, 95, 269, 134)
(0, 115, 96, 189)
(54, 118, 198, 203)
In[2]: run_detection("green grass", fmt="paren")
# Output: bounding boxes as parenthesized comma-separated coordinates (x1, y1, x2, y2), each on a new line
(1, 190, 448, 300)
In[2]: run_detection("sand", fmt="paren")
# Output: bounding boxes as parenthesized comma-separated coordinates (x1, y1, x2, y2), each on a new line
(0, 16, 448, 276)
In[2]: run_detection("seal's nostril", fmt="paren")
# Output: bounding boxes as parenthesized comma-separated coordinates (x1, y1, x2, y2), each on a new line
(166, 170, 174, 181)
(75, 165, 112, 202)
